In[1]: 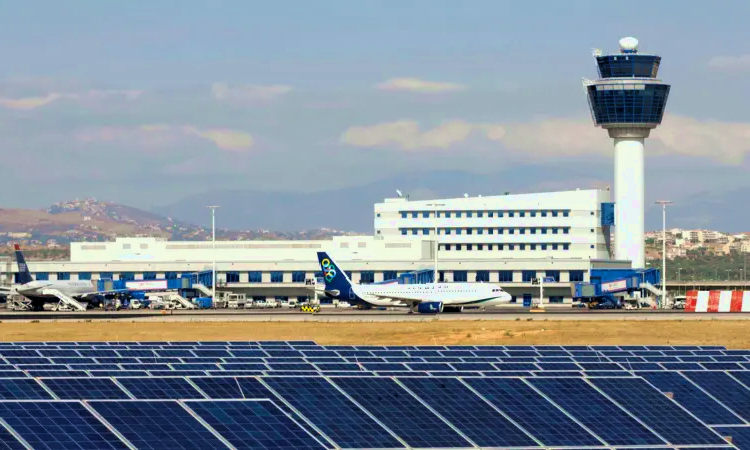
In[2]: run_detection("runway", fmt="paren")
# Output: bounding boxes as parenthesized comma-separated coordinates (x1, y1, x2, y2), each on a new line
(1, 308, 749, 322)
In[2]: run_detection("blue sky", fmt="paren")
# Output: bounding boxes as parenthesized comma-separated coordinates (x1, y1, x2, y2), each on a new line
(0, 0, 749, 216)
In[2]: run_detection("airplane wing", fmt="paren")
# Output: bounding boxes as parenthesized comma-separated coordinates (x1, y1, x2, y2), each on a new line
(367, 293, 423, 306)
(74, 289, 132, 298)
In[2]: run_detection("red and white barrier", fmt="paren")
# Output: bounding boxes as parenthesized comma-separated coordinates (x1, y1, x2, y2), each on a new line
(685, 290, 750, 312)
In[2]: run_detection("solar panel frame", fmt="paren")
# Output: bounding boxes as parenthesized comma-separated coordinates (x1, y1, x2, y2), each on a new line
(397, 377, 539, 448)
(185, 399, 328, 450)
(463, 377, 604, 447)
(684, 371, 750, 422)
(528, 377, 667, 446)
(264, 376, 405, 449)
(590, 377, 728, 445)
(89, 400, 229, 450)
(331, 376, 474, 448)
(116, 377, 206, 399)
(40, 377, 133, 400)
(0, 400, 129, 449)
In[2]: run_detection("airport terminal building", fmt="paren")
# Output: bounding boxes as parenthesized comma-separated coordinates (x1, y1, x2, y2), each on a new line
(11, 188, 628, 305)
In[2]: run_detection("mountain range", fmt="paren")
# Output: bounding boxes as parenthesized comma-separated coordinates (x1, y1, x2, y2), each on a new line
(151, 169, 748, 233)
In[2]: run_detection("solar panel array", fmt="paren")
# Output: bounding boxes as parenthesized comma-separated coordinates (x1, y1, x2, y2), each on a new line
(0, 341, 746, 449)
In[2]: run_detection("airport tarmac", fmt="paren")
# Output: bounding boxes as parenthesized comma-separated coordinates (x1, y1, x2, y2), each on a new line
(1, 308, 749, 322)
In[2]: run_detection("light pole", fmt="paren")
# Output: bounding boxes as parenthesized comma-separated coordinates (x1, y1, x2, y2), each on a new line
(426, 203, 445, 284)
(655, 200, 672, 309)
(207, 206, 220, 301)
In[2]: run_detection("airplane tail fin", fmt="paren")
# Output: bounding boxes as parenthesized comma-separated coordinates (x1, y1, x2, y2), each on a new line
(13, 244, 33, 284)
(316, 252, 352, 294)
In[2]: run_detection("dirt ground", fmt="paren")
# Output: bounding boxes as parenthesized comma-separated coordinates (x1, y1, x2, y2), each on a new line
(1, 320, 749, 348)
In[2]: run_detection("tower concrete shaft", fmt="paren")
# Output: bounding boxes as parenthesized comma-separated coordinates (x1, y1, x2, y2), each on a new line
(584, 37, 670, 269)
(609, 127, 651, 268)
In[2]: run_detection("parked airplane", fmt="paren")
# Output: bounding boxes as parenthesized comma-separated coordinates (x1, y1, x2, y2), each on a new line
(316, 252, 512, 313)
(4, 245, 126, 311)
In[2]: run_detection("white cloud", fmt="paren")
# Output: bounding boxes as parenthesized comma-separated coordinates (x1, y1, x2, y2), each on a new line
(0, 89, 142, 110)
(76, 124, 254, 152)
(341, 114, 750, 164)
(182, 127, 254, 151)
(376, 78, 466, 93)
(211, 82, 292, 101)
(708, 55, 750, 71)
(0, 93, 62, 109)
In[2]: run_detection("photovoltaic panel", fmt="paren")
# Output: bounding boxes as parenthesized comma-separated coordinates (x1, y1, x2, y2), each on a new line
(40, 378, 131, 400)
(640, 372, 744, 425)
(684, 371, 750, 421)
(728, 371, 750, 389)
(89, 370, 149, 377)
(0, 371, 26, 378)
(332, 377, 473, 448)
(0, 379, 53, 400)
(0, 401, 128, 449)
(590, 377, 727, 445)
(450, 362, 495, 371)
(312, 363, 364, 372)
(714, 426, 750, 449)
(90, 400, 228, 450)
(150, 370, 208, 377)
(186, 400, 327, 450)
(700, 363, 743, 370)
(529, 377, 666, 446)
(537, 363, 580, 371)
(264, 376, 404, 449)
(398, 377, 537, 448)
(0, 424, 25, 449)
(584, 371, 632, 377)
(116, 377, 205, 399)
(406, 363, 454, 371)
(578, 363, 623, 371)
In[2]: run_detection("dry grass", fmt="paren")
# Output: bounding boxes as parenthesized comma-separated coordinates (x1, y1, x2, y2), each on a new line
(1, 320, 748, 348)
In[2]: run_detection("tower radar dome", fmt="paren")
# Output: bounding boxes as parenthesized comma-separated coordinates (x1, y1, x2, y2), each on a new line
(619, 37, 639, 52)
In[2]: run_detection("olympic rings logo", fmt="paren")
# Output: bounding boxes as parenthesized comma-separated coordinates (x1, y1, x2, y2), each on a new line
(321, 258, 337, 282)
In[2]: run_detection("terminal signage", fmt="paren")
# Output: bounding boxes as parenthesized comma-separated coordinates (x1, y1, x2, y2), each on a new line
(125, 280, 168, 291)
(601, 279, 628, 293)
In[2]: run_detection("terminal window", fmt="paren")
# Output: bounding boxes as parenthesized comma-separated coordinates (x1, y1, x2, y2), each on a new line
(548, 296, 564, 304)
(552, 211, 558, 217)
(57, 272, 70, 281)
(411, 229, 418, 235)
(292, 271, 306, 283)
(530, 244, 536, 250)
(519, 212, 525, 217)
(248, 271, 262, 283)
(401, 229, 407, 235)
(530, 211, 536, 217)
(541, 244, 547, 250)
(226, 272, 240, 283)
(508, 212, 514, 217)
(570, 270, 585, 282)
(475, 270, 490, 282)
(120, 272, 135, 281)
(563, 244, 570, 250)
(488, 229, 493, 235)
(401, 212, 407, 219)
(546, 270, 561, 282)
(467, 212, 473, 218)
(412, 212, 418, 218)
(423, 228, 430, 235)
(519, 244, 526, 250)
(499, 270, 513, 282)
(541, 211, 548, 217)
(383, 271, 397, 281)
(552, 244, 558, 250)
(271, 271, 283, 283)
(99, 272, 113, 280)
(563, 211, 570, 217)
(456, 212, 462, 218)
(467, 229, 473, 235)
(35, 272, 49, 281)
(422, 212, 429, 218)
(78, 272, 92, 280)
(360, 271, 375, 284)
(522, 270, 536, 282)
(165, 272, 178, 280)
(477, 211, 483, 218)
(143, 272, 157, 280)
(453, 271, 468, 282)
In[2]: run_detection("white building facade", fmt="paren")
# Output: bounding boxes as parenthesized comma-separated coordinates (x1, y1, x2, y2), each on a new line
(11, 189, 628, 305)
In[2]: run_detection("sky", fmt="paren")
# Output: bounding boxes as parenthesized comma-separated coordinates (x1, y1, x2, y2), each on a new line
(0, 0, 749, 215)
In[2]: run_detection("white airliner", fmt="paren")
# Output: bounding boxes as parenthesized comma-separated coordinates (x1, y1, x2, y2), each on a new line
(5, 244, 126, 310)
(316, 252, 512, 313)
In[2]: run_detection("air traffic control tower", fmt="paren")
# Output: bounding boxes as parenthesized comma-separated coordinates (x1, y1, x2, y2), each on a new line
(584, 37, 670, 269)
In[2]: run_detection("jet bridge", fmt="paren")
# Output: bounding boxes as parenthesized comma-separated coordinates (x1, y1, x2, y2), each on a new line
(572, 268, 661, 308)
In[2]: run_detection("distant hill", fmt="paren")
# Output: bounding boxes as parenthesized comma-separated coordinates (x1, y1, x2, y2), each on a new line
(154, 168, 749, 233)
(0, 199, 362, 247)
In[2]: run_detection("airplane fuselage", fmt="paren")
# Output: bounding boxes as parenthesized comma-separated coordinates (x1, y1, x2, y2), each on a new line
(347, 282, 512, 307)
(16, 280, 97, 299)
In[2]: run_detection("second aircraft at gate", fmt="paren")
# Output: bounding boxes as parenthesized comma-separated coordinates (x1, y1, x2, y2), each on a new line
(316, 251, 512, 313)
